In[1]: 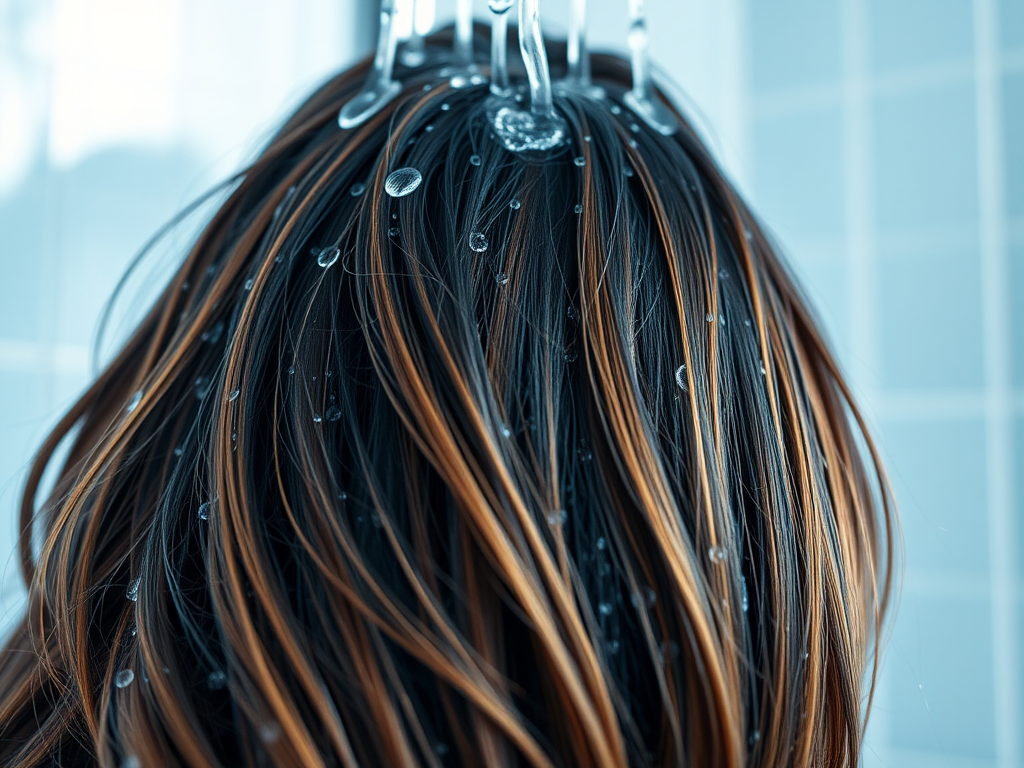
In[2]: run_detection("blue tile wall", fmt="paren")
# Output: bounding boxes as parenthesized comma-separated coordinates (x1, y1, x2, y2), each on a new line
(0, 370, 48, 583)
(1011, 246, 1024, 388)
(869, 0, 975, 72)
(1001, 0, 1024, 52)
(882, 418, 989, 572)
(873, 84, 979, 234)
(752, 109, 846, 239)
(0, 168, 48, 343)
(1003, 72, 1024, 220)
(1016, 418, 1024, 584)
(749, 0, 843, 92)
(786, 244, 850, 352)
(878, 244, 984, 389)
(888, 594, 996, 759)
(53, 148, 205, 348)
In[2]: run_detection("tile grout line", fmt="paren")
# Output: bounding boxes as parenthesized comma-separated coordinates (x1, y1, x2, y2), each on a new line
(840, 0, 889, 760)
(974, 1, 1019, 765)
(842, 0, 877, 396)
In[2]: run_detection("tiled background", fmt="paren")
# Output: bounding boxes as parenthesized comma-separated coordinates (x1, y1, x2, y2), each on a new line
(0, 1, 1020, 766)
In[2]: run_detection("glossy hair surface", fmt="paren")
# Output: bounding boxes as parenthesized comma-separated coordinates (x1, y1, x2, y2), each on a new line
(0, 30, 893, 768)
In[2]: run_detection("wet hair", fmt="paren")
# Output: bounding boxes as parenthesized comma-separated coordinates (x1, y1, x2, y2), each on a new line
(0, 29, 893, 768)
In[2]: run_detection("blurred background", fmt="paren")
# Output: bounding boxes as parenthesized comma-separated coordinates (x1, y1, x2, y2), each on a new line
(0, 0, 1020, 765)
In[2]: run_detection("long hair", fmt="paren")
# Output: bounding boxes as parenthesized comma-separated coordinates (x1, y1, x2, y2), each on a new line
(0, 29, 894, 768)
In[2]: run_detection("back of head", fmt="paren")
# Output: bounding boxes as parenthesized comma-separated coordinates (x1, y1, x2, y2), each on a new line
(0, 25, 893, 768)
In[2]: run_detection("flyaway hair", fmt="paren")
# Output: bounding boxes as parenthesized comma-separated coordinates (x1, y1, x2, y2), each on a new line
(0, 27, 894, 768)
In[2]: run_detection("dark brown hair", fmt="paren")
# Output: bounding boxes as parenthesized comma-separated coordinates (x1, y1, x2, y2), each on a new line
(0, 31, 894, 768)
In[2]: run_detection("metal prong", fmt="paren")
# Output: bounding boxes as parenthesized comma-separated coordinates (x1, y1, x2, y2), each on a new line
(450, 0, 486, 88)
(519, 0, 553, 116)
(400, 0, 427, 67)
(562, 0, 604, 97)
(623, 0, 676, 135)
(487, 0, 567, 152)
(338, 0, 403, 129)
(488, 0, 514, 96)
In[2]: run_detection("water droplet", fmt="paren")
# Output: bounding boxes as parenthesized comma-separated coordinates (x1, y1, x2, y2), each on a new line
(596, 536, 607, 551)
(469, 154, 482, 166)
(610, 104, 622, 115)
(749, 730, 761, 746)
(244, 278, 254, 291)
(564, 348, 578, 363)
(115, 669, 135, 688)
(388, 226, 400, 237)
(194, 376, 212, 400)
(674, 364, 687, 391)
(201, 321, 224, 344)
(424, 124, 434, 132)
(326, 405, 342, 422)
(574, 204, 583, 214)
(628, 138, 638, 149)
(623, 166, 634, 178)
(567, 305, 579, 321)
(350, 182, 366, 196)
(440, 102, 451, 111)
(598, 601, 614, 616)
(708, 545, 727, 563)
(469, 232, 488, 252)
(259, 721, 282, 744)
(706, 313, 715, 323)
(606, 640, 621, 654)
(759, 361, 766, 376)
(207, 670, 228, 690)
(547, 509, 568, 526)
(317, 246, 340, 268)
(173, 446, 183, 457)
(338, 490, 348, 501)
(630, 587, 656, 609)
(574, 156, 586, 167)
(371, 512, 384, 529)
(313, 413, 322, 423)
(198, 502, 210, 521)
(741, 575, 749, 613)
(228, 389, 240, 402)
(384, 167, 423, 197)
(577, 440, 593, 462)
(744, 319, 752, 328)
(495, 272, 509, 286)
(287, 366, 296, 375)
(126, 578, 141, 602)
(509, 199, 521, 210)
(583, 135, 592, 142)
(126, 391, 143, 414)
(501, 424, 512, 438)
(122, 756, 141, 768)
